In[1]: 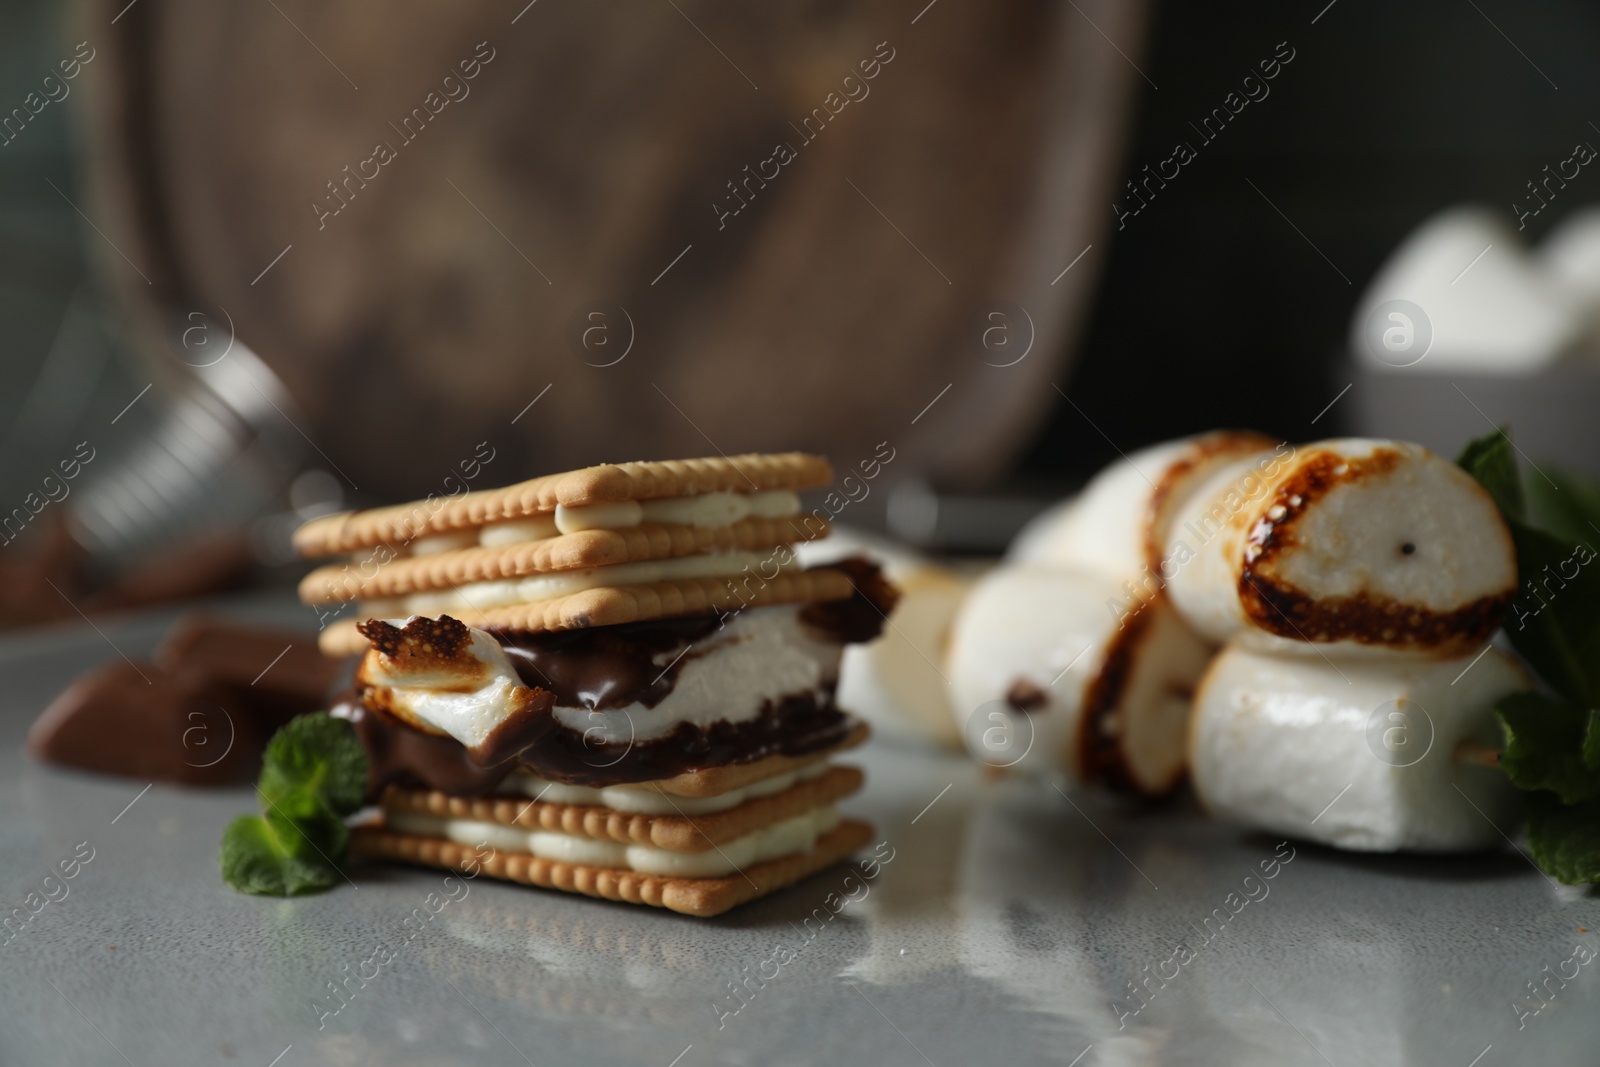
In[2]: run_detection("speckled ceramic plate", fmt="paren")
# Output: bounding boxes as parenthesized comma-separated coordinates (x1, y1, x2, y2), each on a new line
(1, 595, 1594, 1066)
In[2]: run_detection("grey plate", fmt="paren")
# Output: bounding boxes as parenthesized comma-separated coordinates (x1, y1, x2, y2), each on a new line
(2, 595, 1596, 1067)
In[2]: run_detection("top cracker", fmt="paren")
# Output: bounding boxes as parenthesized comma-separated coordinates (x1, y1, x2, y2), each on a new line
(294, 452, 832, 559)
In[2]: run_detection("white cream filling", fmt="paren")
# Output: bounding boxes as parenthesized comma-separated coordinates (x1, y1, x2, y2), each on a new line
(410, 530, 481, 556)
(360, 626, 533, 750)
(385, 805, 839, 876)
(549, 489, 802, 536)
(479, 515, 560, 547)
(364, 549, 794, 616)
(500, 760, 831, 816)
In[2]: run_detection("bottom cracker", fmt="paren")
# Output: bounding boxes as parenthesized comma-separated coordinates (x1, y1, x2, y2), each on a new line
(351, 818, 874, 918)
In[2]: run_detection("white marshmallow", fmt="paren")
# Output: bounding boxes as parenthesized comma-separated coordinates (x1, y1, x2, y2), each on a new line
(797, 526, 970, 749)
(1189, 642, 1529, 852)
(357, 621, 542, 750)
(1161, 438, 1516, 654)
(945, 567, 1212, 794)
(1009, 431, 1278, 580)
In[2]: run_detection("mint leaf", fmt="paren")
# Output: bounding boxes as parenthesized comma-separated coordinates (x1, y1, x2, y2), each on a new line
(219, 813, 338, 896)
(1457, 429, 1525, 522)
(1496, 692, 1600, 803)
(1501, 519, 1600, 708)
(1527, 463, 1600, 547)
(259, 713, 368, 820)
(1460, 432, 1600, 707)
(1525, 792, 1600, 885)
(1459, 431, 1600, 883)
(218, 713, 368, 897)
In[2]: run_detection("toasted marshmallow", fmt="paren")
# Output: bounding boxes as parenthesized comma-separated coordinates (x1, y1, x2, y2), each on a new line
(1010, 430, 1278, 579)
(986, 434, 1272, 790)
(355, 616, 549, 756)
(1162, 439, 1516, 654)
(797, 526, 970, 749)
(945, 567, 1212, 795)
(1190, 642, 1528, 852)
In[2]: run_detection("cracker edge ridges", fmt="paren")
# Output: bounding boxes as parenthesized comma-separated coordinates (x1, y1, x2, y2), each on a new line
(297, 516, 830, 604)
(350, 817, 874, 917)
(315, 566, 855, 653)
(379, 765, 864, 850)
(293, 453, 832, 558)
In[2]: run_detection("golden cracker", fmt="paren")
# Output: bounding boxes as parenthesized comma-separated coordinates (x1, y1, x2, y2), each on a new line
(315, 565, 857, 655)
(294, 453, 832, 558)
(298, 516, 829, 605)
(350, 818, 874, 917)
(379, 765, 864, 851)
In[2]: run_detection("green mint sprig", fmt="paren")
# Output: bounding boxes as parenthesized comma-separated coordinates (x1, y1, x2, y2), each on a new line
(219, 713, 368, 896)
(1458, 430, 1600, 884)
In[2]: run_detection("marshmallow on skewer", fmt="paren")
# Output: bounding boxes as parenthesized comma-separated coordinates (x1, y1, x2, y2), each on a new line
(1010, 430, 1278, 580)
(972, 432, 1274, 792)
(945, 566, 1212, 795)
(1161, 439, 1516, 656)
(1190, 642, 1529, 852)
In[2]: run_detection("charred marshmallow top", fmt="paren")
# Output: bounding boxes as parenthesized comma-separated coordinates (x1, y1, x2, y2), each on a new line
(354, 619, 543, 751)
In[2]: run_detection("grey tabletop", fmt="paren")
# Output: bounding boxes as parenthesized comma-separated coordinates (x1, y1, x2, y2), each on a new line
(1, 595, 1596, 1067)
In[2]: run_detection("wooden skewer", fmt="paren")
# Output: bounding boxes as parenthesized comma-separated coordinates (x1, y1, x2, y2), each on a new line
(1453, 739, 1502, 768)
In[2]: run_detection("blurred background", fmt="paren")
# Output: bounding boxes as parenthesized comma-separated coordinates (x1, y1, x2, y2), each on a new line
(3, 0, 1600, 624)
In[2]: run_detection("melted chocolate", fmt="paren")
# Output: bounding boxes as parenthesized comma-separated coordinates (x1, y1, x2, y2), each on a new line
(348, 559, 893, 792)
(335, 698, 513, 797)
(509, 691, 852, 786)
(495, 614, 723, 710)
(799, 556, 900, 644)
(344, 689, 852, 791)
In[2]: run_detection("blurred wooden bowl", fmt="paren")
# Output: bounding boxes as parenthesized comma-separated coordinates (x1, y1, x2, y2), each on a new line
(75, 0, 1146, 500)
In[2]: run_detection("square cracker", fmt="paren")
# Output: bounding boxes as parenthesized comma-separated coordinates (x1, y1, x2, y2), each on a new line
(298, 516, 829, 605)
(315, 565, 857, 656)
(350, 818, 874, 917)
(294, 453, 831, 559)
(380, 764, 864, 851)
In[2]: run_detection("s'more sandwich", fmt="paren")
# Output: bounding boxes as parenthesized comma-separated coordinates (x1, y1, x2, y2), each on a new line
(295, 453, 898, 916)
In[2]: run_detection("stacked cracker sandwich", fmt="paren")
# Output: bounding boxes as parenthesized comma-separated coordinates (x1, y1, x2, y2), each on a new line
(295, 453, 896, 916)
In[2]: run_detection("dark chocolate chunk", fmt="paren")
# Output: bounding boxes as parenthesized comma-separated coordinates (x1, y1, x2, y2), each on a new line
(156, 613, 344, 732)
(27, 661, 264, 786)
(30, 616, 349, 786)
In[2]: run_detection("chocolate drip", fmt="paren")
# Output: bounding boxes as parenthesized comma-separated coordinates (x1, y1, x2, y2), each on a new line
(510, 691, 852, 786)
(799, 556, 899, 644)
(342, 690, 851, 792)
(335, 698, 512, 797)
